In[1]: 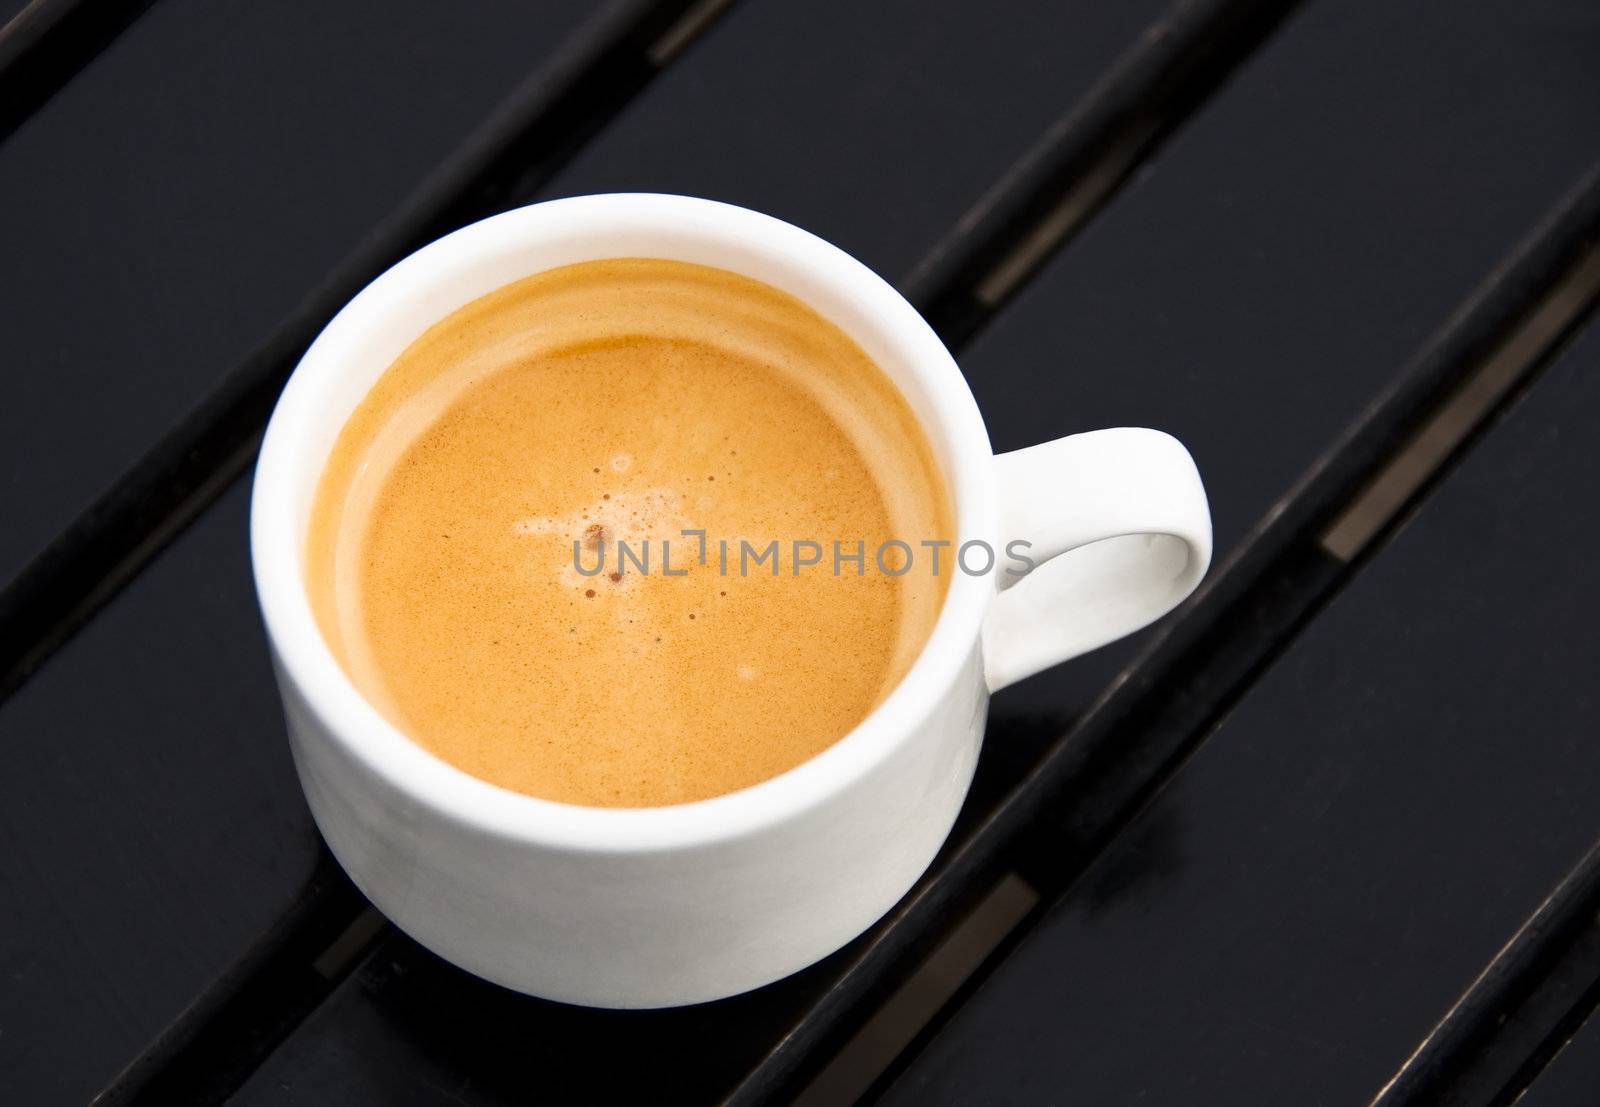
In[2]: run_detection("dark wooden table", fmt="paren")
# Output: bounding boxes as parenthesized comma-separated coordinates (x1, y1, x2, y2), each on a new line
(3, 1, 1599, 1103)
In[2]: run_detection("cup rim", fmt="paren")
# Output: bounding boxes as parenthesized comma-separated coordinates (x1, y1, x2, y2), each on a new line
(251, 194, 994, 852)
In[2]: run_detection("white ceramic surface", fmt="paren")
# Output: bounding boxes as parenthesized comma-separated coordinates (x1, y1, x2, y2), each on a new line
(250, 194, 1211, 1007)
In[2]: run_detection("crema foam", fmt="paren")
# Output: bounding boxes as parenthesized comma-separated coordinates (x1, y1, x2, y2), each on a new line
(306, 259, 951, 806)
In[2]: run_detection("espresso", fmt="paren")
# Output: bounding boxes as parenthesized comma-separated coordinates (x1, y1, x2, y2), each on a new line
(306, 259, 950, 806)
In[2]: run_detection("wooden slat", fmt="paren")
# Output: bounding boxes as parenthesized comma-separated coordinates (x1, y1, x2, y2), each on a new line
(1, 0, 1231, 1101)
(0, 0, 615, 640)
(877, 312, 1600, 1103)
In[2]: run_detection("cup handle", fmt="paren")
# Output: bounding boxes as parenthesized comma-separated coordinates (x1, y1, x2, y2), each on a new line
(983, 428, 1212, 692)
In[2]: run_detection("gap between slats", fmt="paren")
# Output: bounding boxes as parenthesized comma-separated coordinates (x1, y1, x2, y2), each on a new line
(1369, 837, 1600, 1104)
(90, 855, 373, 1106)
(0, 0, 162, 144)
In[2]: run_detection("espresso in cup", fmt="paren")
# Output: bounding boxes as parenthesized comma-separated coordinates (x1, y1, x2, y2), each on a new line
(306, 258, 951, 807)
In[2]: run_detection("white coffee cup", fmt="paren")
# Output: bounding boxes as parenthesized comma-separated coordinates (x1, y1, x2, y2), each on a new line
(251, 194, 1211, 1008)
